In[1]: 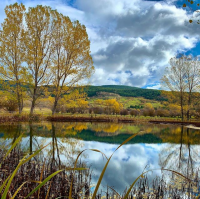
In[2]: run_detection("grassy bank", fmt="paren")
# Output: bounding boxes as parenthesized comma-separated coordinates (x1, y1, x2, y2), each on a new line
(0, 112, 200, 126)
(47, 115, 136, 123)
(0, 114, 43, 123)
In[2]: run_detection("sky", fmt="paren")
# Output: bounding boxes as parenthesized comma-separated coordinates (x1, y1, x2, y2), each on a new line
(1, 0, 200, 89)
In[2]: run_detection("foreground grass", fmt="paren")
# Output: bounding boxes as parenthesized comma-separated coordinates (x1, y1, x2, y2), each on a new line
(0, 132, 198, 199)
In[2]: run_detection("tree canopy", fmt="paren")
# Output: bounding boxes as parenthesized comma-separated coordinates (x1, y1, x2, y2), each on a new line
(0, 3, 94, 115)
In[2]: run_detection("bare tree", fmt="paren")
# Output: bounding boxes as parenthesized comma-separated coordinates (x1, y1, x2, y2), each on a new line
(161, 56, 188, 120)
(184, 55, 200, 120)
(162, 55, 200, 121)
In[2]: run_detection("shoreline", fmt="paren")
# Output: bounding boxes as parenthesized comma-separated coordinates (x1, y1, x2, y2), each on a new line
(0, 114, 200, 128)
(149, 120, 200, 128)
(46, 115, 136, 123)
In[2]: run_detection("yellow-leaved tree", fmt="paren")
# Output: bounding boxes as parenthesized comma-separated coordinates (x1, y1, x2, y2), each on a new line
(50, 11, 94, 115)
(24, 5, 56, 115)
(0, 3, 26, 113)
(104, 99, 123, 115)
(62, 89, 88, 113)
(0, 4, 94, 115)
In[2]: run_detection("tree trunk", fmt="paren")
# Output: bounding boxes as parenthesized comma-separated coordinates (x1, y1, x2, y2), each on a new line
(186, 128, 193, 177)
(29, 123, 33, 155)
(179, 125, 183, 168)
(52, 96, 59, 115)
(180, 94, 184, 121)
(30, 98, 36, 115)
(51, 124, 56, 170)
(187, 92, 192, 121)
(30, 88, 37, 115)
(16, 82, 23, 114)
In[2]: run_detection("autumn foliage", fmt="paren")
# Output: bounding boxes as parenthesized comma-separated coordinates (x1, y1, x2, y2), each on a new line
(0, 3, 94, 115)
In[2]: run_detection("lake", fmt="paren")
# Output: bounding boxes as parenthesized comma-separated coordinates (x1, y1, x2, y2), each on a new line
(0, 122, 200, 196)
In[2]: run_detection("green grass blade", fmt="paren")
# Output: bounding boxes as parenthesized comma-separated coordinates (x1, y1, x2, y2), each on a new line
(91, 157, 111, 199)
(92, 133, 138, 199)
(11, 181, 28, 199)
(45, 182, 52, 199)
(123, 172, 147, 199)
(69, 149, 88, 199)
(107, 185, 121, 198)
(90, 149, 108, 160)
(162, 169, 192, 182)
(123, 168, 193, 199)
(0, 133, 23, 166)
(25, 170, 63, 199)
(1, 156, 26, 199)
(2, 144, 49, 199)
(114, 133, 138, 153)
(65, 167, 88, 171)
(69, 149, 108, 199)
(38, 160, 45, 199)
(0, 174, 10, 193)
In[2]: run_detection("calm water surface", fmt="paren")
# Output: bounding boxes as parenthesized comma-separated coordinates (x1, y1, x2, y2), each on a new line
(0, 122, 200, 194)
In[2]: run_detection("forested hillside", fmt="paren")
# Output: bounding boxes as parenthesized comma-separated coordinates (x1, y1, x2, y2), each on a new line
(85, 85, 165, 101)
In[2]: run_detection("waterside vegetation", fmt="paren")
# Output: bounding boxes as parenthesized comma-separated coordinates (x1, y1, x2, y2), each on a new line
(0, 125, 199, 199)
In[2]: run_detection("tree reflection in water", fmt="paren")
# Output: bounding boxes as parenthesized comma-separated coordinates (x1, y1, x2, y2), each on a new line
(159, 126, 200, 178)
(159, 126, 200, 198)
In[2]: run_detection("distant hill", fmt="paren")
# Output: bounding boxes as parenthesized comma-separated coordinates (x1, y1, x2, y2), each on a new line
(0, 81, 166, 101)
(85, 85, 166, 101)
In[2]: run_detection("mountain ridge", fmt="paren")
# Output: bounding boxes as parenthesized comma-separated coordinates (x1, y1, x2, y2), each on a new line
(85, 85, 165, 101)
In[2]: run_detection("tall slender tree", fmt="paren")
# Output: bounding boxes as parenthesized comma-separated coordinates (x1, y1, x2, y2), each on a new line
(0, 3, 26, 114)
(162, 55, 200, 121)
(184, 56, 200, 120)
(51, 12, 94, 115)
(161, 56, 188, 120)
(24, 5, 56, 115)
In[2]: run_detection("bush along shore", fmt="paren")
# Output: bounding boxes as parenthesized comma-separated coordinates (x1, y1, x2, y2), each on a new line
(0, 114, 43, 123)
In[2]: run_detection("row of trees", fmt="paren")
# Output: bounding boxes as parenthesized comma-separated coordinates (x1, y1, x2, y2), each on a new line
(161, 55, 200, 121)
(0, 3, 94, 115)
(42, 96, 197, 118)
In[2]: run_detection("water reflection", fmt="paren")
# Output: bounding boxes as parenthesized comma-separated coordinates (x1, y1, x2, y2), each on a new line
(48, 123, 85, 169)
(0, 122, 200, 195)
(159, 126, 200, 179)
